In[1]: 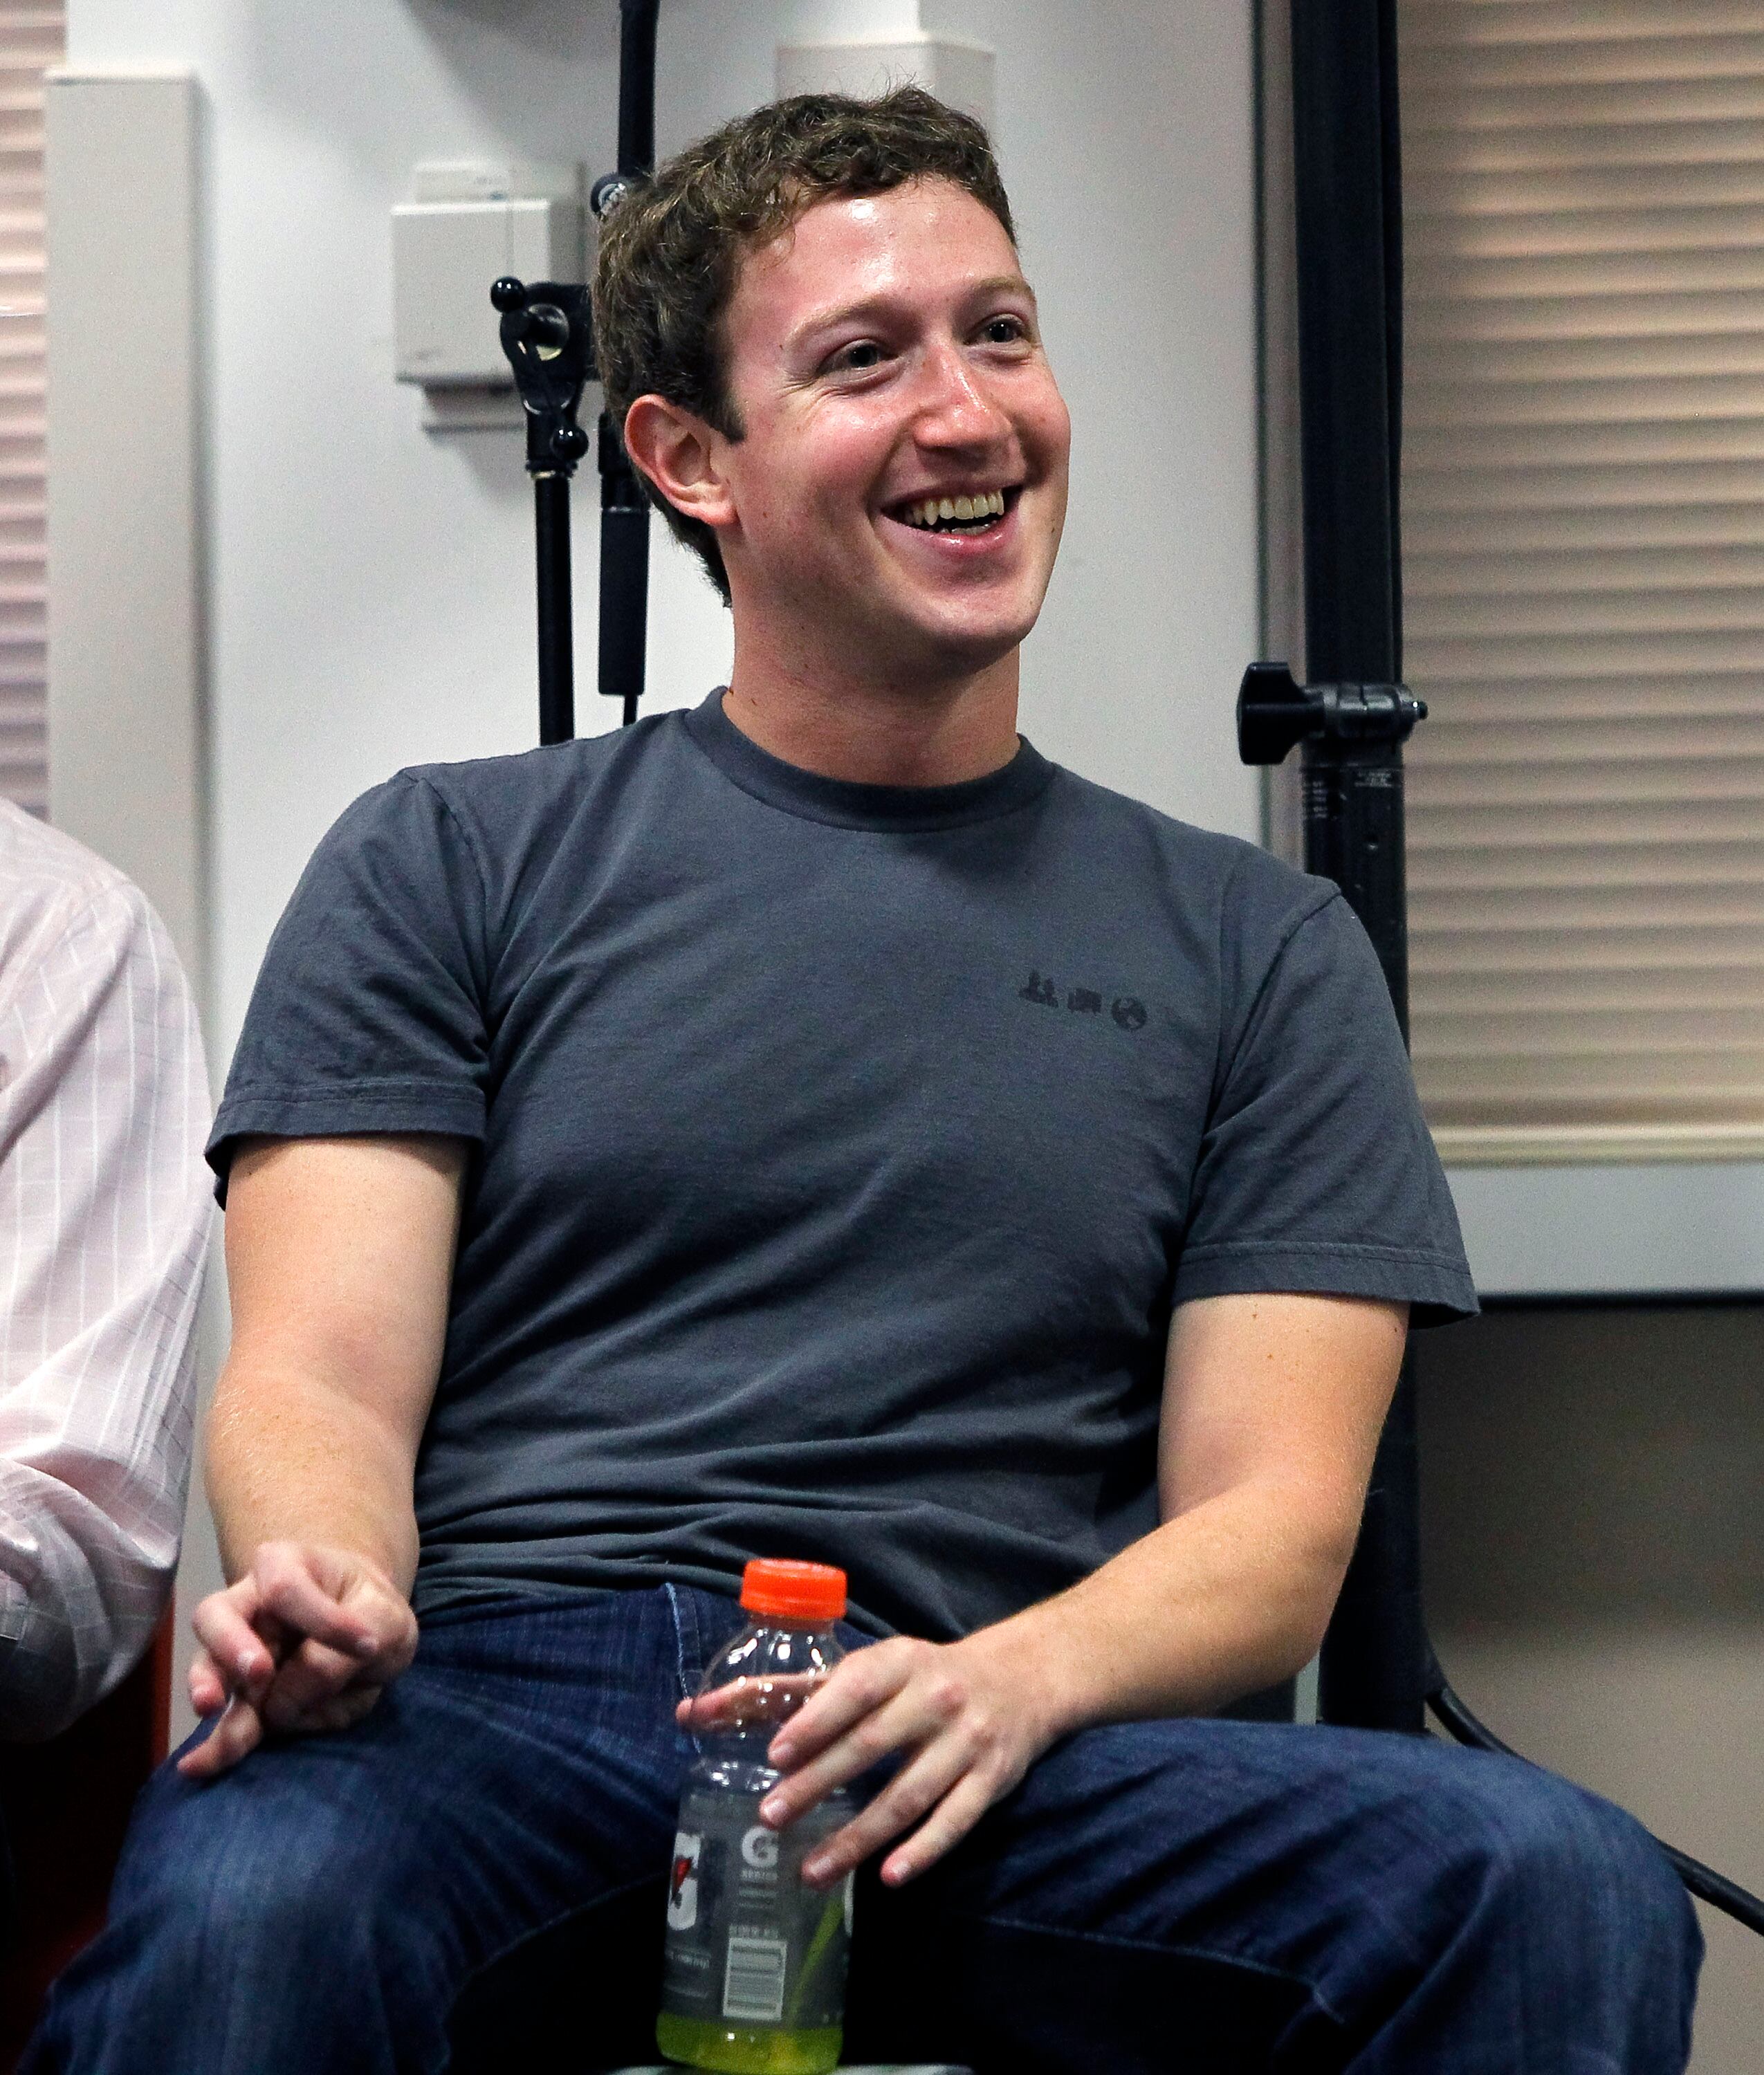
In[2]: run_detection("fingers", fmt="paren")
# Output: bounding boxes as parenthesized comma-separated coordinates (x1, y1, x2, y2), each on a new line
(180, 1646, 392, 1781)
(190, 1581, 277, 1704)
(755, 1635, 1046, 1889)
(879, 1769, 1000, 1888)
(793, 1704, 1027, 1890)
(251, 1542, 389, 1663)
(180, 1542, 417, 1781)
(763, 1648, 953, 1825)
(176, 1693, 265, 1780)
(766, 1641, 924, 1770)
(266, 1675, 386, 1739)
(259, 1636, 376, 1731)
(187, 1647, 228, 1719)
(303, 1685, 383, 1735)
(798, 1729, 975, 1886)
(681, 1672, 827, 1736)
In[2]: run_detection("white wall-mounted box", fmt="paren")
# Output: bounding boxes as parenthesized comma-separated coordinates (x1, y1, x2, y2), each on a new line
(393, 163, 583, 392)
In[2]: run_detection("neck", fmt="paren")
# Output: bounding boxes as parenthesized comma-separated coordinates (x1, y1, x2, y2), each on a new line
(722, 636, 1021, 788)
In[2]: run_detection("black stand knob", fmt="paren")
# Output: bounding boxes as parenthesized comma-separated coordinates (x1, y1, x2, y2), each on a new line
(1237, 658, 1427, 1038)
(1237, 661, 1426, 766)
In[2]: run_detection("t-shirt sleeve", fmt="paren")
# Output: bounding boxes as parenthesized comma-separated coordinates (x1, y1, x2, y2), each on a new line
(1174, 884, 1477, 1326)
(207, 773, 491, 1197)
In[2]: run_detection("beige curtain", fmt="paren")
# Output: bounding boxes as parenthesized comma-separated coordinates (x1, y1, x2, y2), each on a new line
(0, 2, 62, 815)
(1399, 1, 1764, 1163)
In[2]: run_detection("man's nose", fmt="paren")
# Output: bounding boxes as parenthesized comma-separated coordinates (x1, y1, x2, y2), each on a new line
(913, 340, 1009, 448)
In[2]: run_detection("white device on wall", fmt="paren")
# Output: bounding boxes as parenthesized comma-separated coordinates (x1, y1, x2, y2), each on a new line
(393, 161, 585, 431)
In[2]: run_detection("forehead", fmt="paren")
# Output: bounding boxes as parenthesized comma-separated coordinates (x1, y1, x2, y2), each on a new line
(726, 178, 1022, 337)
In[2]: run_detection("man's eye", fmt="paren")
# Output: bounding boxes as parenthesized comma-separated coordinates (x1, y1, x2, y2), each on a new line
(980, 315, 1029, 344)
(833, 341, 887, 371)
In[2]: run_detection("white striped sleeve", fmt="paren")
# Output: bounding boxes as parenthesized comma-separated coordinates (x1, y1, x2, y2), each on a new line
(0, 863, 212, 1739)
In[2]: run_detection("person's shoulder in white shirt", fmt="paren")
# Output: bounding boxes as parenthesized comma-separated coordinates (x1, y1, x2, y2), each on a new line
(0, 799, 212, 1738)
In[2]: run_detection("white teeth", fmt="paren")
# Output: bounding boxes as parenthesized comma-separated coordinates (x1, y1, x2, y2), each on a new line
(901, 488, 1009, 528)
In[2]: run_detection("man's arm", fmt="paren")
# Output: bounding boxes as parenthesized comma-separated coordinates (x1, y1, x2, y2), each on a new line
(742, 1291, 1405, 1888)
(180, 1133, 465, 1779)
(0, 878, 211, 1740)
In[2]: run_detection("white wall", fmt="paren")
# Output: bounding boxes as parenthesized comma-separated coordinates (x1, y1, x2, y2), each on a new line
(60, 0, 1260, 1722)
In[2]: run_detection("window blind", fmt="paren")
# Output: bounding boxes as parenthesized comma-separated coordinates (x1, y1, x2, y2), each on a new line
(0, 4, 59, 817)
(1399, 0, 1764, 1161)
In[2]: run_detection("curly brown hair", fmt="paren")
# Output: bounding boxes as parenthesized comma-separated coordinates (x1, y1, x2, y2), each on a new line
(592, 87, 1017, 605)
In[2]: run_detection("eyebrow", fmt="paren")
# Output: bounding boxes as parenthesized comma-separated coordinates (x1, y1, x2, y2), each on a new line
(789, 273, 1038, 349)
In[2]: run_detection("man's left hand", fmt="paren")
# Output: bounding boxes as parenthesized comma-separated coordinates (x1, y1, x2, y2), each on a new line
(679, 1627, 1060, 1890)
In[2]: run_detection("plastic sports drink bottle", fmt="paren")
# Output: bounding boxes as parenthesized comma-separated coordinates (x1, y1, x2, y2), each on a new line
(656, 1560, 856, 2074)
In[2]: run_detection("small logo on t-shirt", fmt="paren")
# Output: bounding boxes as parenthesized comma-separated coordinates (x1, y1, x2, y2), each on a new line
(1019, 971, 1146, 1031)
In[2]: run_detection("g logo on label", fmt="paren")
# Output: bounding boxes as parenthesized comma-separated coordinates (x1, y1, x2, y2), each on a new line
(742, 1825, 780, 1870)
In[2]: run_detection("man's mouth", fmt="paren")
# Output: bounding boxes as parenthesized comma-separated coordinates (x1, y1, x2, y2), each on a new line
(890, 487, 1016, 535)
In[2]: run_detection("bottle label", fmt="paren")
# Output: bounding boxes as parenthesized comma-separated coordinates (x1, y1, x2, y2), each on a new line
(661, 1785, 853, 2032)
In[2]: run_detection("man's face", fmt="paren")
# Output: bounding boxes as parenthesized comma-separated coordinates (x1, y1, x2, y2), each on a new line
(713, 178, 1071, 686)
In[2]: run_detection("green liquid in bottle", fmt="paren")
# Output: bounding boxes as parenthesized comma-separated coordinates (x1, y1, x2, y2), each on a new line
(654, 2009, 841, 2073)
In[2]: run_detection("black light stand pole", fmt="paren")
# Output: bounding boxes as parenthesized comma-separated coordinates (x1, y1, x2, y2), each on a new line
(1285, 0, 1413, 1063)
(1238, 629, 1427, 1738)
(590, 0, 661, 728)
(534, 474, 577, 744)
(495, 0, 659, 746)
(494, 281, 594, 746)
(1244, 0, 1427, 1735)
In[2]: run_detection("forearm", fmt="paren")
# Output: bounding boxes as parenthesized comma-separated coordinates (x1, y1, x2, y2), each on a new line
(760, 1473, 1359, 1894)
(751, 1298, 1402, 1892)
(205, 1363, 421, 1596)
(971, 1477, 1351, 1741)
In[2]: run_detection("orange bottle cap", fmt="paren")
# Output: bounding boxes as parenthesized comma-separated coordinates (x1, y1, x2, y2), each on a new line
(740, 1558, 847, 1624)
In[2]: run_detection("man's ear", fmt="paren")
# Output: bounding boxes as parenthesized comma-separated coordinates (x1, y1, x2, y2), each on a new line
(622, 395, 737, 533)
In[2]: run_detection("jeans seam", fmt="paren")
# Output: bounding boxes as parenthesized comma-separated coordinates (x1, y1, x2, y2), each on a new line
(663, 1580, 693, 1704)
(971, 1908, 1345, 2029)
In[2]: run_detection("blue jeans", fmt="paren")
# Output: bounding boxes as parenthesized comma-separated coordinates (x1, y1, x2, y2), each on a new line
(26, 1587, 1699, 2074)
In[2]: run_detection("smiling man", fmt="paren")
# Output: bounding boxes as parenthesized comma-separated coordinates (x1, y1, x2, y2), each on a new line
(28, 91, 1698, 2075)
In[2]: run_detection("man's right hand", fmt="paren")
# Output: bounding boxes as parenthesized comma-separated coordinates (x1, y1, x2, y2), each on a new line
(187, 1135, 464, 1782)
(179, 1540, 418, 1780)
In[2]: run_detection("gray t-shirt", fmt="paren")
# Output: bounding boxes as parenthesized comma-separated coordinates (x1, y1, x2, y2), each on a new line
(210, 690, 1475, 1641)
